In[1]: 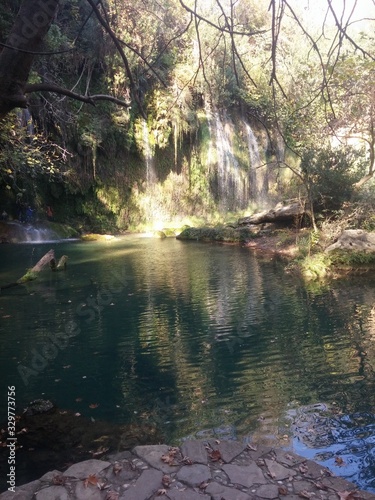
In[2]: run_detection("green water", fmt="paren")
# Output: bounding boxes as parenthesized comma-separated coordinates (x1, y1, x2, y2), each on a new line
(1, 236, 375, 491)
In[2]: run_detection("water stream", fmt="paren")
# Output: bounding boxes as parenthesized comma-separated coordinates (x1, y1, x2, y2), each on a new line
(1, 236, 375, 491)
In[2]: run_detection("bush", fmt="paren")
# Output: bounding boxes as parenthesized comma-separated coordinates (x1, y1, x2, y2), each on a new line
(300, 146, 365, 212)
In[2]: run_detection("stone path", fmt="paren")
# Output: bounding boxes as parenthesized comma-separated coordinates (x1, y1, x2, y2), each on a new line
(1, 440, 374, 500)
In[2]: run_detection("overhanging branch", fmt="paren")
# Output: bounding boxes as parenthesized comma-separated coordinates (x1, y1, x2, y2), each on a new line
(25, 83, 130, 107)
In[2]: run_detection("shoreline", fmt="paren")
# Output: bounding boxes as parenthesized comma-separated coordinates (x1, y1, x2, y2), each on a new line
(1, 439, 374, 500)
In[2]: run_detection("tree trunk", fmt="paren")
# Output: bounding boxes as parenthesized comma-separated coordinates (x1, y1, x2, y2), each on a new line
(0, 0, 59, 117)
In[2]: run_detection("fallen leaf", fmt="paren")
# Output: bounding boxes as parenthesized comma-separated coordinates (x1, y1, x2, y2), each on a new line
(84, 474, 98, 488)
(335, 456, 345, 466)
(91, 446, 109, 457)
(209, 449, 222, 462)
(2, 315, 11, 319)
(89, 403, 99, 409)
(106, 491, 119, 500)
(199, 481, 209, 489)
(52, 474, 66, 485)
(162, 474, 172, 488)
(157, 488, 167, 495)
(278, 485, 288, 495)
(247, 443, 257, 451)
(181, 456, 193, 465)
(313, 481, 328, 491)
(299, 463, 309, 474)
(113, 462, 122, 475)
(17, 427, 28, 435)
(299, 490, 314, 498)
(161, 454, 178, 466)
(338, 491, 359, 500)
(74, 412, 81, 417)
(75, 397, 82, 402)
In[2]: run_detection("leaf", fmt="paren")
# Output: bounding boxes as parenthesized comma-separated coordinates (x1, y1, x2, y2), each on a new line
(338, 491, 359, 500)
(209, 449, 222, 462)
(298, 490, 315, 498)
(162, 474, 172, 488)
(199, 481, 209, 489)
(84, 474, 98, 488)
(89, 403, 99, 409)
(247, 443, 258, 451)
(157, 488, 167, 495)
(113, 462, 122, 475)
(278, 485, 288, 495)
(335, 456, 345, 466)
(106, 491, 119, 500)
(299, 463, 309, 474)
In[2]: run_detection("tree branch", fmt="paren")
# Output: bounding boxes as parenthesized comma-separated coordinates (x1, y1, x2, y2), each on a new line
(85, 0, 146, 118)
(24, 83, 130, 107)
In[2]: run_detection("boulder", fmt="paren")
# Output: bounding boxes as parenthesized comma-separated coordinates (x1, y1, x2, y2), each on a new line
(325, 229, 375, 253)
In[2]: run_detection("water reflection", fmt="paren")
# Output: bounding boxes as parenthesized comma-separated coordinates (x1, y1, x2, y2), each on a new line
(0, 237, 375, 491)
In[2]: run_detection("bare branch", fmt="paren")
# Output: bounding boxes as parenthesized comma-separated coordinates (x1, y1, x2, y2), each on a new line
(24, 83, 130, 107)
(85, 0, 146, 118)
(179, 0, 268, 37)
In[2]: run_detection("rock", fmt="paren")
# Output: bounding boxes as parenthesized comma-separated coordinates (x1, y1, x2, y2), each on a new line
(255, 483, 280, 499)
(74, 482, 103, 500)
(264, 459, 297, 481)
(176, 464, 211, 487)
(205, 481, 252, 500)
(181, 440, 208, 464)
(23, 400, 55, 416)
(133, 445, 178, 473)
(222, 463, 267, 486)
(0, 480, 41, 500)
(63, 459, 111, 479)
(35, 486, 69, 500)
(325, 229, 375, 253)
(121, 468, 163, 500)
(166, 489, 211, 500)
(207, 440, 245, 463)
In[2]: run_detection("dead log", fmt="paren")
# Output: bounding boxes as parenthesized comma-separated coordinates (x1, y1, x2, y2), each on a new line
(238, 202, 307, 226)
(0, 249, 67, 291)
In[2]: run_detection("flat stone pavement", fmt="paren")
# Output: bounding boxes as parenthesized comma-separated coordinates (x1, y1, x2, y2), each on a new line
(1, 440, 374, 500)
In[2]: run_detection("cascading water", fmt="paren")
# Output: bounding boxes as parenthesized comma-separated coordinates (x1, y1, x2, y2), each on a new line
(142, 121, 156, 185)
(0, 221, 60, 243)
(205, 107, 249, 211)
(244, 122, 268, 206)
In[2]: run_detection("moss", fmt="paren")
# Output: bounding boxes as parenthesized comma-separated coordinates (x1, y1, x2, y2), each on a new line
(176, 226, 257, 243)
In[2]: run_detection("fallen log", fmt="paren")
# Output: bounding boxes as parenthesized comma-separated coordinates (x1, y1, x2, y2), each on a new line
(0, 249, 67, 291)
(238, 201, 307, 226)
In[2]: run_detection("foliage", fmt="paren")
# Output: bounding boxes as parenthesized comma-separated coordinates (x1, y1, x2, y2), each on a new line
(300, 146, 365, 212)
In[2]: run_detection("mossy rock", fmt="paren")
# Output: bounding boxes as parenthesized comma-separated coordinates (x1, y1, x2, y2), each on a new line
(153, 230, 167, 239)
(44, 222, 80, 239)
(162, 228, 177, 237)
(177, 226, 256, 243)
(81, 233, 115, 241)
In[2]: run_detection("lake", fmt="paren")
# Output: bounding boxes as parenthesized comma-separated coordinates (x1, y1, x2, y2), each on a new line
(1, 235, 375, 491)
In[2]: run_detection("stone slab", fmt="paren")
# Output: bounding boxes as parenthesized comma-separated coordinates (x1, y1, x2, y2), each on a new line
(222, 463, 267, 487)
(205, 481, 252, 500)
(0, 480, 41, 500)
(133, 445, 179, 473)
(166, 490, 211, 500)
(255, 484, 280, 499)
(64, 459, 111, 479)
(121, 468, 163, 500)
(35, 486, 69, 500)
(265, 458, 296, 480)
(74, 482, 102, 500)
(216, 440, 246, 463)
(176, 464, 211, 487)
(181, 440, 208, 464)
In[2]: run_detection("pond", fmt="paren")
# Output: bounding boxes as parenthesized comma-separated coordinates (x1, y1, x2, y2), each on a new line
(1, 236, 375, 492)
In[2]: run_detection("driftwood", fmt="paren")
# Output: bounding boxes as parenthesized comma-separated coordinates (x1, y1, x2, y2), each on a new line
(0, 249, 67, 291)
(238, 202, 307, 226)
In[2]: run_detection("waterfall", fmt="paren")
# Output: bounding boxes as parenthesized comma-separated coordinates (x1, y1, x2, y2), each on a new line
(206, 107, 249, 211)
(244, 122, 261, 203)
(1, 221, 60, 243)
(142, 121, 156, 185)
